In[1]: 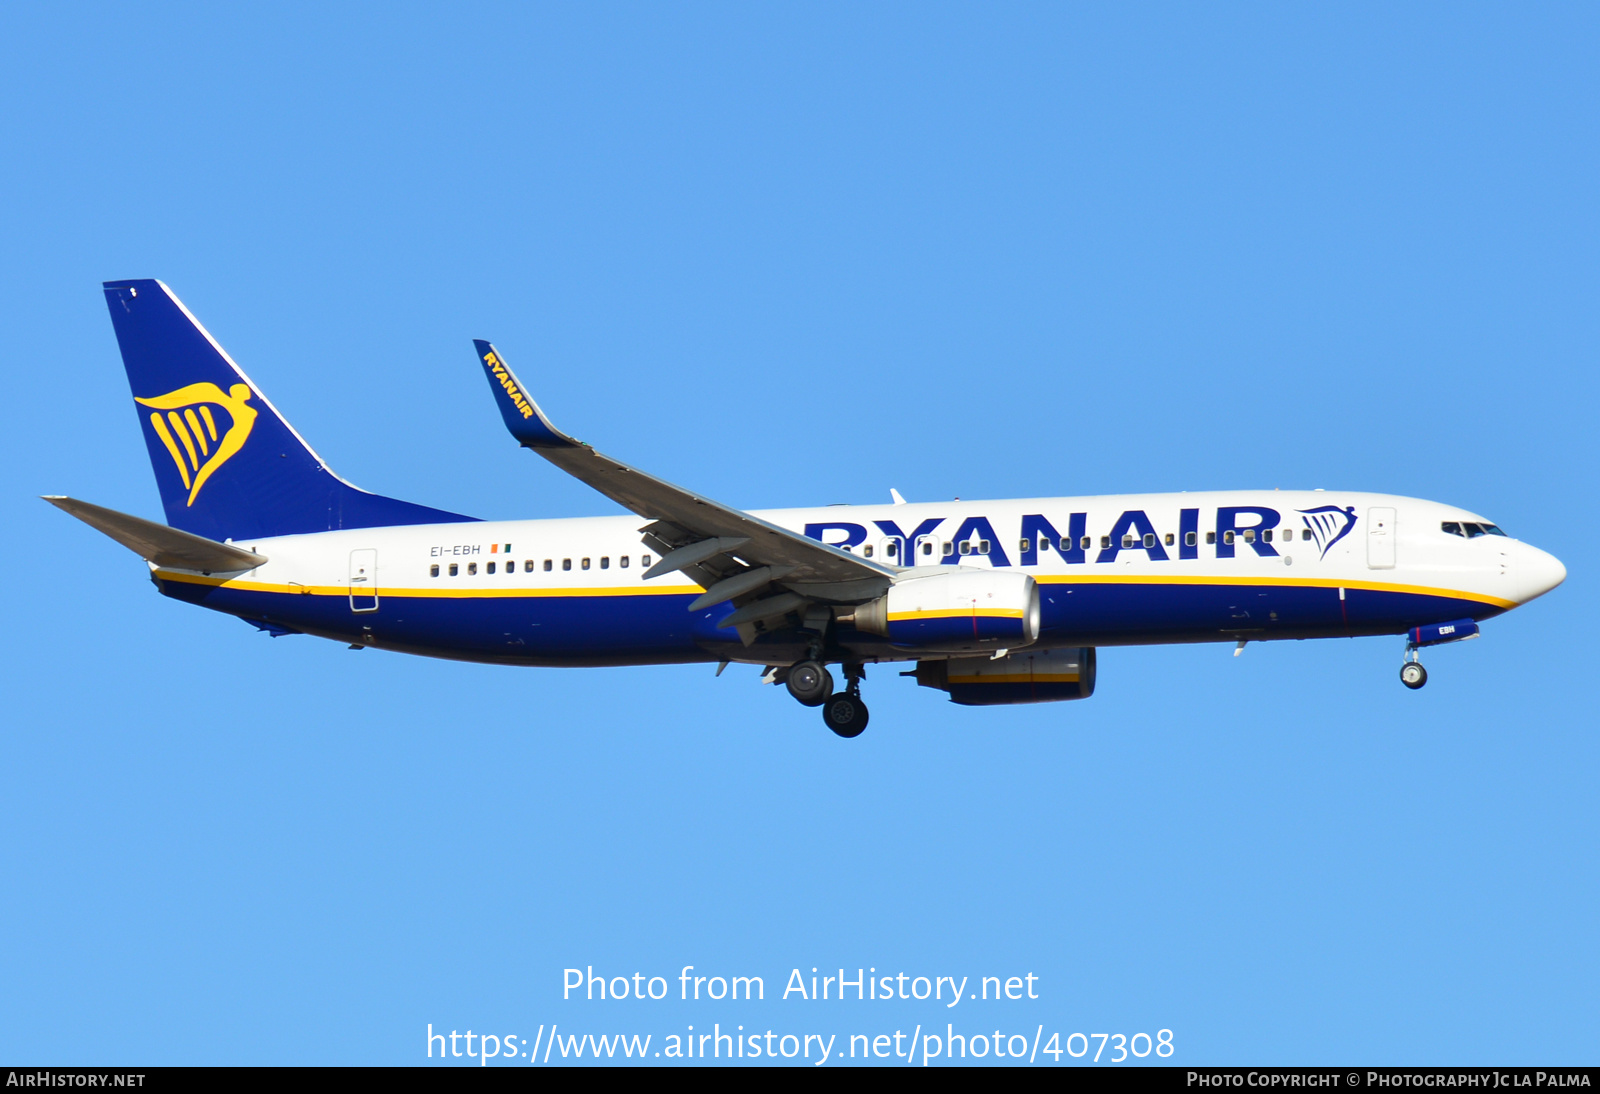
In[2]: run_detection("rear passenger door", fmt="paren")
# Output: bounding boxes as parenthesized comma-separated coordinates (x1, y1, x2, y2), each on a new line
(349, 548, 379, 611)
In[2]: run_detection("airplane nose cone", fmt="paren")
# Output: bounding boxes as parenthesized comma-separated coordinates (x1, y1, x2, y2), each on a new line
(1515, 544, 1567, 604)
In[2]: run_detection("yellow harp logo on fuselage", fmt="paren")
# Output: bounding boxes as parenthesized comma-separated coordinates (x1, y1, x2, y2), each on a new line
(135, 382, 258, 506)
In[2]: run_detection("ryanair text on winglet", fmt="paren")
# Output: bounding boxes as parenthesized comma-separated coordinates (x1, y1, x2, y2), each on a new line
(484, 351, 535, 420)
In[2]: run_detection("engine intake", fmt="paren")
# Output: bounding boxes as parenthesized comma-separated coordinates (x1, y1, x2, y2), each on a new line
(843, 569, 1039, 653)
(914, 648, 1096, 706)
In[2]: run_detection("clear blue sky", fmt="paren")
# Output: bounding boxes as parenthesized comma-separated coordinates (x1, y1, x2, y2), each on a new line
(1, 2, 1594, 1066)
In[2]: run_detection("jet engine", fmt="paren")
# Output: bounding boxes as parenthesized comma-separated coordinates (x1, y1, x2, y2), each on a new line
(913, 648, 1097, 706)
(842, 569, 1040, 653)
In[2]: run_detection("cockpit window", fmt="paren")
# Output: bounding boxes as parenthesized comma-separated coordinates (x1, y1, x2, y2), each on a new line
(1447, 520, 1509, 538)
(1446, 521, 1504, 537)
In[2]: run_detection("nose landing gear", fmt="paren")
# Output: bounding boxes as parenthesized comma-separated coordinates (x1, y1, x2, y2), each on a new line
(1400, 649, 1428, 690)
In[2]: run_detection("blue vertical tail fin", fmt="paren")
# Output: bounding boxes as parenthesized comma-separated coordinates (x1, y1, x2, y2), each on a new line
(103, 279, 475, 542)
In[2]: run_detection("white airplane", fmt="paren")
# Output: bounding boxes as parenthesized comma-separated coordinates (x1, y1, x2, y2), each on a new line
(48, 280, 1567, 737)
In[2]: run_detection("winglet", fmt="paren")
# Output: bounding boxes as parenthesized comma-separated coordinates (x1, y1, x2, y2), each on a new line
(472, 340, 577, 449)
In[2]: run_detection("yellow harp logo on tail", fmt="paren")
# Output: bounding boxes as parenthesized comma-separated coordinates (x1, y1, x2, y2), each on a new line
(135, 382, 259, 506)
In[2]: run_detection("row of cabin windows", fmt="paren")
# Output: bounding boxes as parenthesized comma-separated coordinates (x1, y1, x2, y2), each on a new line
(856, 527, 1323, 560)
(425, 522, 1348, 577)
(845, 526, 1323, 561)
(429, 554, 654, 578)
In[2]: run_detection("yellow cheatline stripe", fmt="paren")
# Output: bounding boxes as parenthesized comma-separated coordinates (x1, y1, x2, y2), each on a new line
(1033, 572, 1515, 609)
(949, 673, 1080, 684)
(168, 411, 200, 471)
(148, 413, 192, 490)
(184, 408, 210, 456)
(888, 608, 1026, 621)
(154, 570, 1514, 611)
(153, 570, 704, 599)
(198, 404, 218, 441)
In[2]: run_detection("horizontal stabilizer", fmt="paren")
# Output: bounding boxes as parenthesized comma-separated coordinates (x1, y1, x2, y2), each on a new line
(43, 496, 266, 573)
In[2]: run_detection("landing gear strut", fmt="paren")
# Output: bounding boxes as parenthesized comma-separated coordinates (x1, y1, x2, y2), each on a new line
(822, 663, 869, 738)
(1400, 648, 1428, 690)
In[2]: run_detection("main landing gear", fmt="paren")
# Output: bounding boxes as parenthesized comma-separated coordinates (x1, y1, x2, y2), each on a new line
(1400, 648, 1428, 690)
(783, 659, 869, 737)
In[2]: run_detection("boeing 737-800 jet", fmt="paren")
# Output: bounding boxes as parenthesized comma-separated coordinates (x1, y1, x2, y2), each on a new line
(47, 280, 1567, 737)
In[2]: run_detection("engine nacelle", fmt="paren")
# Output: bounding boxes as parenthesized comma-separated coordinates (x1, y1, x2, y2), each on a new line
(914, 648, 1097, 706)
(845, 569, 1040, 653)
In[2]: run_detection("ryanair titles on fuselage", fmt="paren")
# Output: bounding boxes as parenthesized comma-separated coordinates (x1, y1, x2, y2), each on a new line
(800, 502, 1358, 567)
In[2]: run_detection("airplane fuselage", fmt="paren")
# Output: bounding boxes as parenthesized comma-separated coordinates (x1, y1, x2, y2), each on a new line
(150, 489, 1561, 668)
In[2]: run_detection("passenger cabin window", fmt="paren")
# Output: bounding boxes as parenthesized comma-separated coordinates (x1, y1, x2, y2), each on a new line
(642, 555, 652, 568)
(525, 560, 535, 572)
(1058, 537, 1071, 552)
(1143, 533, 1156, 548)
(863, 545, 873, 558)
(1122, 534, 1135, 549)
(487, 561, 496, 574)
(1206, 531, 1216, 544)
(1243, 529, 1255, 543)
(449, 563, 458, 576)
(563, 559, 572, 571)
(942, 542, 954, 557)
(1262, 530, 1272, 543)
(467, 562, 477, 575)
(619, 556, 629, 568)
(922, 540, 933, 556)
(979, 540, 991, 552)
(430, 564, 440, 577)
(1185, 531, 1196, 547)
(1080, 535, 1092, 550)
(600, 557, 609, 569)
(885, 541, 898, 558)
(582, 558, 591, 570)
(543, 559, 553, 571)
(960, 541, 972, 554)
(1165, 533, 1174, 546)
(1101, 536, 1112, 549)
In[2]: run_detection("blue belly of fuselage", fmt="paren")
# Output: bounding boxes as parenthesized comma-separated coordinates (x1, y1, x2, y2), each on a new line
(156, 574, 1501, 667)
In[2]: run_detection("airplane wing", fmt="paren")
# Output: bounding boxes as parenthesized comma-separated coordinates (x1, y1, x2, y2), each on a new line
(472, 341, 893, 631)
(43, 496, 266, 573)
